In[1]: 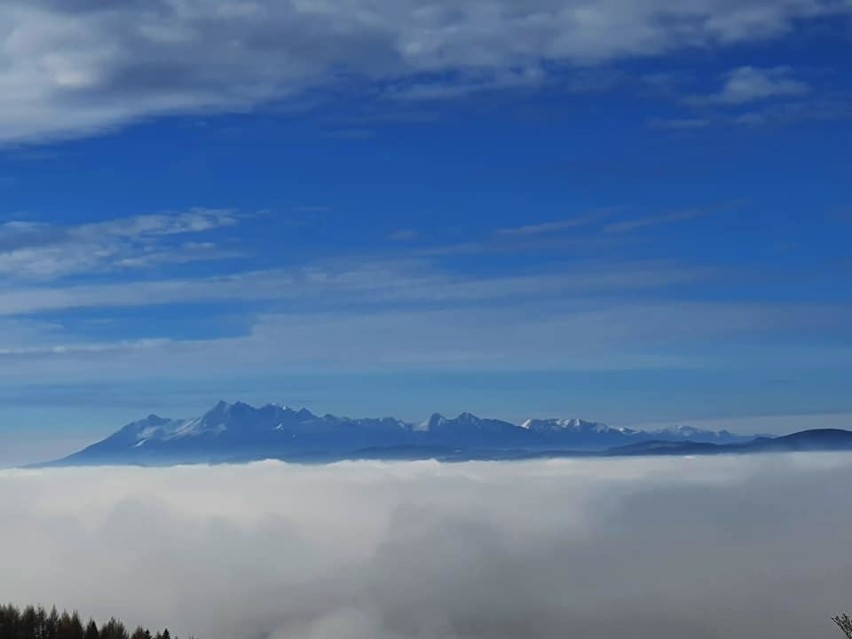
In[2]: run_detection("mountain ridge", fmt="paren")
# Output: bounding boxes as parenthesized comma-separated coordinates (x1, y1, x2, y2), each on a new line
(41, 400, 784, 467)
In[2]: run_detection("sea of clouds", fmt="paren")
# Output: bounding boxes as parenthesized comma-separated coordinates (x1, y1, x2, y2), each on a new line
(2, 454, 852, 639)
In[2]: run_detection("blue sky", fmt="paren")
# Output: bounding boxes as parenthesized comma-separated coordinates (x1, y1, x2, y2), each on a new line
(0, 0, 851, 463)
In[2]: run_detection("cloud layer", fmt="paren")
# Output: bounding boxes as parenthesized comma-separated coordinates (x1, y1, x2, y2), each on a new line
(0, 202, 848, 398)
(2, 455, 852, 639)
(1, 0, 850, 142)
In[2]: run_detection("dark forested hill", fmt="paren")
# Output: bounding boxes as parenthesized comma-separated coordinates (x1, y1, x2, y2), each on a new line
(0, 604, 183, 639)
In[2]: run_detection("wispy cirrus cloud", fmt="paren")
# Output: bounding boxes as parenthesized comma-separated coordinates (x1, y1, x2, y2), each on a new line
(651, 93, 851, 130)
(0, 208, 239, 280)
(0, 254, 770, 380)
(495, 209, 617, 237)
(0, 338, 169, 358)
(604, 209, 706, 233)
(647, 117, 712, 130)
(0, 299, 849, 383)
(0, 259, 713, 317)
(387, 229, 419, 241)
(0, 239, 846, 383)
(687, 66, 810, 106)
(385, 67, 548, 101)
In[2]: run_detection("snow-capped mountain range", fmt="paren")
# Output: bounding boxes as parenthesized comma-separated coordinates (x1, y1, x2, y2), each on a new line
(49, 400, 761, 466)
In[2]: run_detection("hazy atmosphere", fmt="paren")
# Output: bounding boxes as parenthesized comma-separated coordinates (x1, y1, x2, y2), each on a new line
(1, 0, 851, 462)
(3, 455, 852, 639)
(1, 3, 851, 637)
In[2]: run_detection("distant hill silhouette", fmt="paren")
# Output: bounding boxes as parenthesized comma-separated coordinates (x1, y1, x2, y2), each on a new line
(609, 429, 852, 456)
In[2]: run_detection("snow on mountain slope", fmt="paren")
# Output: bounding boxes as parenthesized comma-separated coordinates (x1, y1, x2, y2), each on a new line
(521, 418, 636, 435)
(49, 401, 763, 466)
(646, 424, 755, 444)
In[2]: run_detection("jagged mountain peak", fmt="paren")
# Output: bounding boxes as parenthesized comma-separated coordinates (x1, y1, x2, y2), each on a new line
(425, 413, 447, 428)
(48, 401, 770, 467)
(116, 413, 181, 434)
(421, 412, 495, 430)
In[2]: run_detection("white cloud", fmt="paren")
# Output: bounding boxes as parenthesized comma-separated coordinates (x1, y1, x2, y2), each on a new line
(386, 66, 547, 101)
(0, 258, 712, 315)
(0, 338, 168, 358)
(689, 66, 811, 105)
(495, 209, 616, 237)
(0, 257, 722, 379)
(0, 248, 846, 385)
(1, 456, 852, 639)
(0, 208, 238, 279)
(0, 1, 848, 143)
(387, 229, 418, 241)
(647, 117, 712, 130)
(0, 298, 848, 386)
(604, 209, 706, 233)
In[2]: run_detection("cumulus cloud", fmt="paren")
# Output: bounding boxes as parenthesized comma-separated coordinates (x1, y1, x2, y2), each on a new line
(0, 0, 850, 143)
(2, 455, 852, 639)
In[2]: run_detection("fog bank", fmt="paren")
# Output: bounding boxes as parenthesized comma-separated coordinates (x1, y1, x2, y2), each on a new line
(2, 455, 851, 638)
